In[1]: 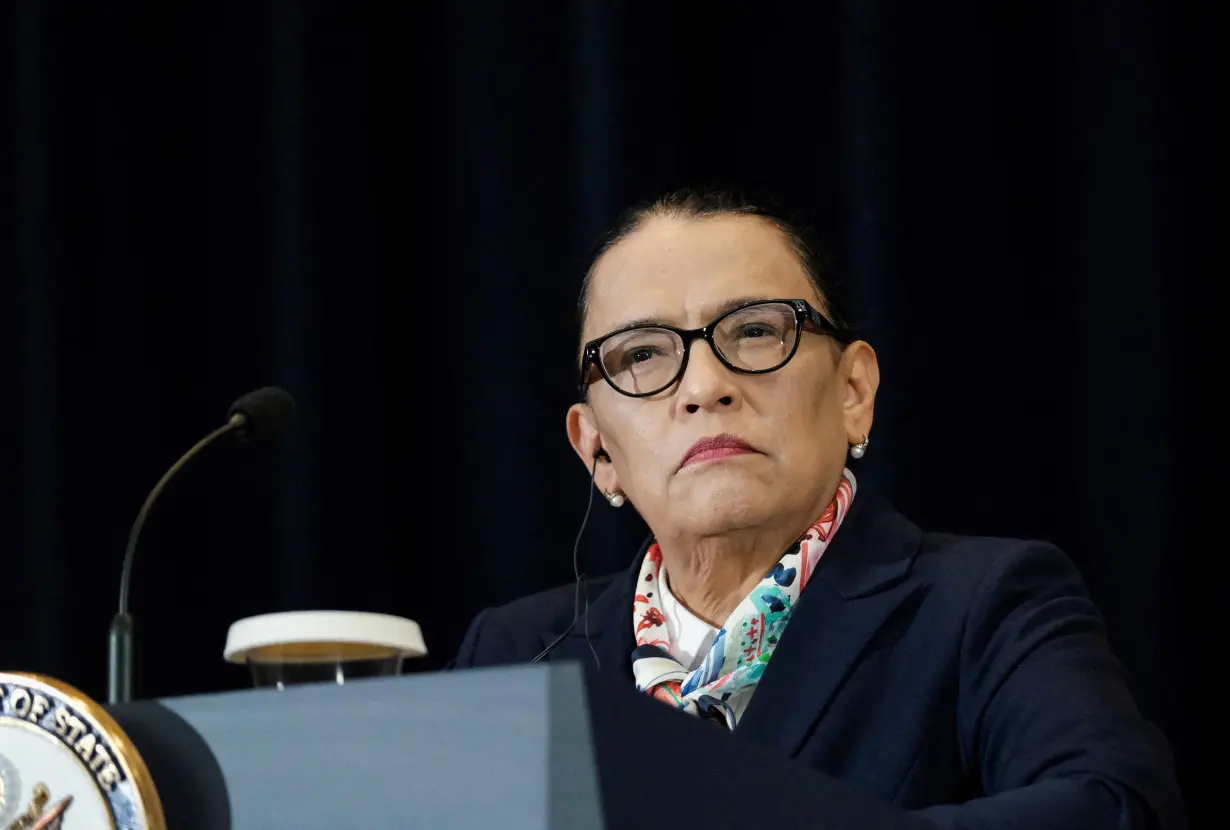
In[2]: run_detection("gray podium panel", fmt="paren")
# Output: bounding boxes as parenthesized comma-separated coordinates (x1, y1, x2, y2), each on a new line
(158, 664, 603, 830)
(107, 662, 913, 829)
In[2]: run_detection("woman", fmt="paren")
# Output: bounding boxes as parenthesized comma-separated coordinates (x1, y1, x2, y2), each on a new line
(451, 188, 1184, 827)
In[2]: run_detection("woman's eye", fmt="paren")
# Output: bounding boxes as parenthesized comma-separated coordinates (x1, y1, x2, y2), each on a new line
(739, 325, 774, 339)
(627, 347, 660, 364)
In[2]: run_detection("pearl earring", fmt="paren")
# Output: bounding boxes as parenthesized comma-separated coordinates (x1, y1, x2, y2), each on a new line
(605, 491, 625, 508)
(850, 435, 870, 459)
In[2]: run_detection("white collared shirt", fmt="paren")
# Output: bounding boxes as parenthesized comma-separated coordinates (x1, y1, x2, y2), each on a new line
(659, 568, 720, 671)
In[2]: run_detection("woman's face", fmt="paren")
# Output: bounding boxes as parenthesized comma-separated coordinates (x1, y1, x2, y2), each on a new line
(567, 214, 879, 540)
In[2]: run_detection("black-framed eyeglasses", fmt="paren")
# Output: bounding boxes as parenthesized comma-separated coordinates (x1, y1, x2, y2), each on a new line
(578, 298, 850, 398)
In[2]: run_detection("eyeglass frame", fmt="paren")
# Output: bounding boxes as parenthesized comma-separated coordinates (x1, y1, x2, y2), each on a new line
(577, 298, 851, 399)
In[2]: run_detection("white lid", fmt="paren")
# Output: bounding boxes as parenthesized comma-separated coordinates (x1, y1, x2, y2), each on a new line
(223, 610, 427, 664)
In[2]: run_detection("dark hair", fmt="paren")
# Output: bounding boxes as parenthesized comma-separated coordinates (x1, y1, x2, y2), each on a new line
(577, 186, 853, 341)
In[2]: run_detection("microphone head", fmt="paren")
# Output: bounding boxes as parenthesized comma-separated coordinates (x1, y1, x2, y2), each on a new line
(226, 386, 295, 441)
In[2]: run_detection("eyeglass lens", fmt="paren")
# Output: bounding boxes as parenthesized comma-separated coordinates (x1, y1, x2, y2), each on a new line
(597, 301, 799, 395)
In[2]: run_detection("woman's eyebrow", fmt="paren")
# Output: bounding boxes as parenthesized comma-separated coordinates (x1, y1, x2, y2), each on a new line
(606, 295, 776, 332)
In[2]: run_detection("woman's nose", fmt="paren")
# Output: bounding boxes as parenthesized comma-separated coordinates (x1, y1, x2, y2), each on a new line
(676, 342, 740, 413)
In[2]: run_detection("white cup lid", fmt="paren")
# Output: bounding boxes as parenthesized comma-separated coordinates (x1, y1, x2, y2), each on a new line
(223, 610, 427, 664)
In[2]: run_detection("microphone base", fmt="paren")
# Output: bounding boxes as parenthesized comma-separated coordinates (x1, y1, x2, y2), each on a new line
(108, 612, 137, 704)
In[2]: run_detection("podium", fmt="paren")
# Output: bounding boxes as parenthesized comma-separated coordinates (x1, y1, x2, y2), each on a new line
(104, 662, 910, 829)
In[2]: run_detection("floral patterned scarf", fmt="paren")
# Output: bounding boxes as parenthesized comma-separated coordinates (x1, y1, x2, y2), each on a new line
(630, 469, 857, 729)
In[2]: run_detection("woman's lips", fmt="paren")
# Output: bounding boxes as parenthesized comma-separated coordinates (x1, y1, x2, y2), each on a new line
(680, 434, 759, 469)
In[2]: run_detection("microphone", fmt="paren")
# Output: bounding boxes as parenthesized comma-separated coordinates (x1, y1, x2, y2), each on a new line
(107, 386, 295, 704)
(227, 386, 296, 442)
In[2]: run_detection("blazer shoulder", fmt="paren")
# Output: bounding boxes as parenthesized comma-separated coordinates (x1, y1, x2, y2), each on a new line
(451, 572, 623, 668)
(484, 574, 620, 632)
(912, 531, 1087, 598)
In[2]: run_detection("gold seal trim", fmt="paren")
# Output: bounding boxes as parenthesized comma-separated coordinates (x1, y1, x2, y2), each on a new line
(4, 673, 166, 830)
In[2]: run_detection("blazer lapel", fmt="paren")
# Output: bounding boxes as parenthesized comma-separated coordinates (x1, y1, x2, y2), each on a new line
(541, 536, 651, 686)
(735, 489, 924, 757)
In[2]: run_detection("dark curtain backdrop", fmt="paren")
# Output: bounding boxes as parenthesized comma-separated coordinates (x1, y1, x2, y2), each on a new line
(1, 0, 1215, 819)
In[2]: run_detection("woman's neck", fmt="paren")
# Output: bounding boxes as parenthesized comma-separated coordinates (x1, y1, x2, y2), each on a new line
(655, 473, 845, 626)
(659, 521, 808, 626)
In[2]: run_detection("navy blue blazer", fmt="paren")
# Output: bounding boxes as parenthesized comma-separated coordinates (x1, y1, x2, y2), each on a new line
(451, 487, 1185, 828)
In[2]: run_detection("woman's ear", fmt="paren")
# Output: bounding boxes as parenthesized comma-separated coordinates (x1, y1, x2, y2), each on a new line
(841, 341, 880, 443)
(566, 403, 620, 493)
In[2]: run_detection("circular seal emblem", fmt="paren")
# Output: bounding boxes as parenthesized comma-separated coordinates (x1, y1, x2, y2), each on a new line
(0, 672, 164, 830)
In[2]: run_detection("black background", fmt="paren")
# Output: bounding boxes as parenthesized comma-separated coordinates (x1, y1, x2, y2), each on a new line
(1, 1, 1215, 819)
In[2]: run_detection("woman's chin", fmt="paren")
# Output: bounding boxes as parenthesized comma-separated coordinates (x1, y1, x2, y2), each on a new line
(671, 484, 774, 534)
